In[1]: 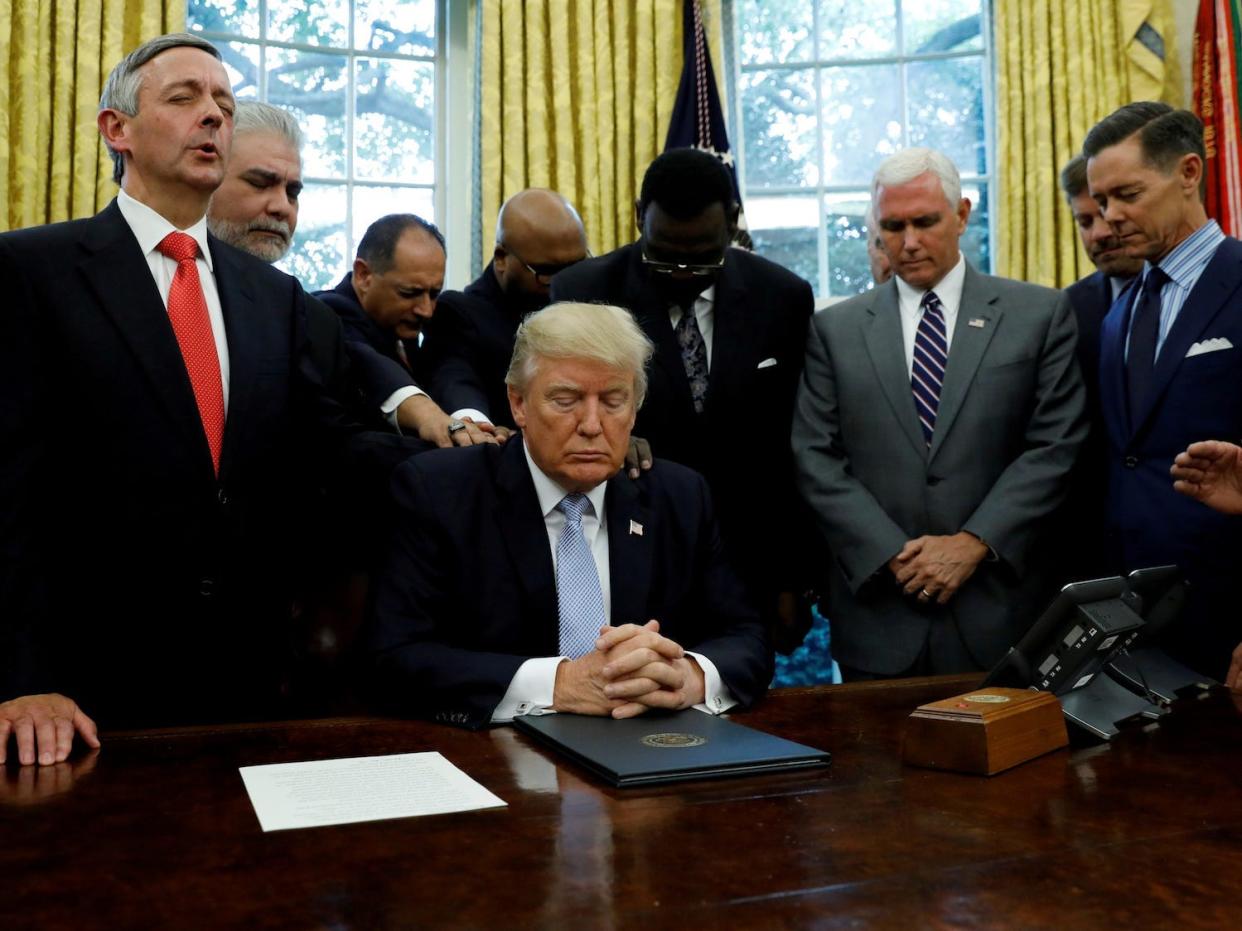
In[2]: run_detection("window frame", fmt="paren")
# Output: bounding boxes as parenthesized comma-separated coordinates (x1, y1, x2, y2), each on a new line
(188, 0, 454, 282)
(728, 0, 997, 299)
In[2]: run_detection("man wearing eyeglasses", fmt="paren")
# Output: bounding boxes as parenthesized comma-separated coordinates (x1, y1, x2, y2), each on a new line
(551, 148, 816, 652)
(428, 189, 589, 434)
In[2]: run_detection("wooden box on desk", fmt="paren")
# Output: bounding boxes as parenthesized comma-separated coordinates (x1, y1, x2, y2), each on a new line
(902, 687, 1068, 775)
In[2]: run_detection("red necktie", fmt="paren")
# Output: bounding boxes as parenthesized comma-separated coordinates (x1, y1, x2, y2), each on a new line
(156, 232, 225, 474)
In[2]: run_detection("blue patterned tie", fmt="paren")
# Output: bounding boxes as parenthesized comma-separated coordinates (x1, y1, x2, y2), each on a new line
(555, 493, 608, 658)
(676, 307, 710, 414)
(911, 290, 948, 447)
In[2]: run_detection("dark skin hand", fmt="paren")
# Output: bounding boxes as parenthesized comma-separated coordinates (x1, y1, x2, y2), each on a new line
(625, 435, 653, 479)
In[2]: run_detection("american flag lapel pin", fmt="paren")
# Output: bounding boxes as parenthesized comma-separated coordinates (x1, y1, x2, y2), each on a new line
(629, 520, 644, 536)
(968, 318, 986, 328)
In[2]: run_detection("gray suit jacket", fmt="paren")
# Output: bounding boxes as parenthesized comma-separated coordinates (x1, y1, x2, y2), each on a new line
(792, 264, 1087, 674)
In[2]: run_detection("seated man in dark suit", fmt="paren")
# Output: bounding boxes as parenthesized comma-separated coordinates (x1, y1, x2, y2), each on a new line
(362, 302, 772, 728)
(550, 148, 816, 652)
(428, 188, 588, 434)
(316, 214, 498, 447)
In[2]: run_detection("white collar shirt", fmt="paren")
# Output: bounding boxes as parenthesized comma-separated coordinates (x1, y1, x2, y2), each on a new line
(894, 253, 967, 375)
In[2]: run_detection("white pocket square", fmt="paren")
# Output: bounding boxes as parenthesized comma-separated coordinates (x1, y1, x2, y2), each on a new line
(757, 357, 778, 369)
(1186, 337, 1233, 357)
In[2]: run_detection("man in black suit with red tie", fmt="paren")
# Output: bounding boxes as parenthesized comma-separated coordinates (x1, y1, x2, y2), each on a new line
(0, 33, 410, 765)
(551, 149, 816, 651)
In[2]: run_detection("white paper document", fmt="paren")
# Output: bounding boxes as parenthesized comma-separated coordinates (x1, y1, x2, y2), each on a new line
(239, 752, 507, 832)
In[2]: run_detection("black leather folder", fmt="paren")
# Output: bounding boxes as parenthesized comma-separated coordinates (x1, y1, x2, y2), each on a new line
(513, 709, 831, 787)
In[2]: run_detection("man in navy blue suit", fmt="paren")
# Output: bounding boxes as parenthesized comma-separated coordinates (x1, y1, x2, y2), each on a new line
(1085, 102, 1242, 678)
(1053, 154, 1144, 582)
(361, 301, 771, 729)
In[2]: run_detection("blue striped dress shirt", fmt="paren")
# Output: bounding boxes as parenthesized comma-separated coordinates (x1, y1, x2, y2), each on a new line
(1126, 219, 1226, 361)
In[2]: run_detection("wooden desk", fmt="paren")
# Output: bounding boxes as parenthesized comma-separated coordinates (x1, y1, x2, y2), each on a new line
(3, 676, 1240, 929)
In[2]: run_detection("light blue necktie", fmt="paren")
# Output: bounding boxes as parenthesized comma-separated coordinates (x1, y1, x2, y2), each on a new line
(555, 493, 607, 658)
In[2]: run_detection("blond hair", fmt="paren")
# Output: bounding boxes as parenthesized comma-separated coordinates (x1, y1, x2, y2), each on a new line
(506, 302, 653, 407)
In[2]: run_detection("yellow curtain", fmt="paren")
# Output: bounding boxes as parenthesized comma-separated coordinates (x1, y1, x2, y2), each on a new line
(1, 0, 182, 232)
(994, 0, 1180, 286)
(478, 0, 724, 265)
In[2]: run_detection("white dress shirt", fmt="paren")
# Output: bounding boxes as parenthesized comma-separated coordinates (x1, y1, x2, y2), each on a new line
(491, 439, 736, 721)
(667, 285, 716, 366)
(117, 190, 230, 409)
(894, 253, 967, 376)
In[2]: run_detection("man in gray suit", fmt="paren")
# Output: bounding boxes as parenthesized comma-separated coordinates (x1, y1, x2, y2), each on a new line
(792, 148, 1087, 679)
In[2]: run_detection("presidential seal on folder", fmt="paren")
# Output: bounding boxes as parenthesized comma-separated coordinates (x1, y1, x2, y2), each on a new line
(514, 709, 831, 787)
(902, 688, 1068, 776)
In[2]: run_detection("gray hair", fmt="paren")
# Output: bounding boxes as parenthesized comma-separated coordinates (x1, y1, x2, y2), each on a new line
(506, 302, 654, 408)
(99, 32, 223, 184)
(234, 100, 303, 154)
(871, 147, 962, 209)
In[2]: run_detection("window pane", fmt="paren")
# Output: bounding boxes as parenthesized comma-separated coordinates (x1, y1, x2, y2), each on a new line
(901, 0, 984, 55)
(736, 0, 814, 65)
(268, 0, 348, 48)
(961, 183, 990, 273)
(824, 193, 874, 296)
(820, 65, 903, 186)
(740, 69, 818, 189)
(280, 183, 348, 293)
(352, 186, 436, 245)
(216, 41, 261, 99)
(188, 0, 259, 36)
(267, 49, 349, 179)
(747, 196, 820, 287)
(816, 0, 897, 59)
(356, 0, 437, 57)
(906, 57, 986, 177)
(355, 59, 435, 183)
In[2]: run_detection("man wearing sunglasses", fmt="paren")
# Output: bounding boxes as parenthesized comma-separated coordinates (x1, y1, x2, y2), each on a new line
(551, 148, 816, 653)
(428, 189, 589, 434)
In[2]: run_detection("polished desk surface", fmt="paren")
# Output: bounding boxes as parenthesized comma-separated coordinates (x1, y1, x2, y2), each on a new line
(3, 676, 1242, 930)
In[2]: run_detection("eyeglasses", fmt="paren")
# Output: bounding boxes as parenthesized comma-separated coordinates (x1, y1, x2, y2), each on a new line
(640, 248, 726, 277)
(503, 246, 587, 282)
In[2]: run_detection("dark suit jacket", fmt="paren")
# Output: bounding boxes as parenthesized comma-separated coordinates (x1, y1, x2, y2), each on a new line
(361, 439, 773, 729)
(793, 266, 1087, 675)
(315, 273, 427, 416)
(1098, 236, 1242, 678)
(0, 201, 407, 727)
(1056, 271, 1135, 581)
(550, 244, 815, 619)
(426, 262, 524, 429)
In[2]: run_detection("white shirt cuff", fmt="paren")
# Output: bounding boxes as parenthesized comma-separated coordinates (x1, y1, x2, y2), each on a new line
(381, 385, 426, 430)
(687, 651, 737, 715)
(451, 408, 492, 426)
(491, 656, 565, 723)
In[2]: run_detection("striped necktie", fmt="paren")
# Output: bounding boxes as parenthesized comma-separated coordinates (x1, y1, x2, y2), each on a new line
(911, 290, 948, 447)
